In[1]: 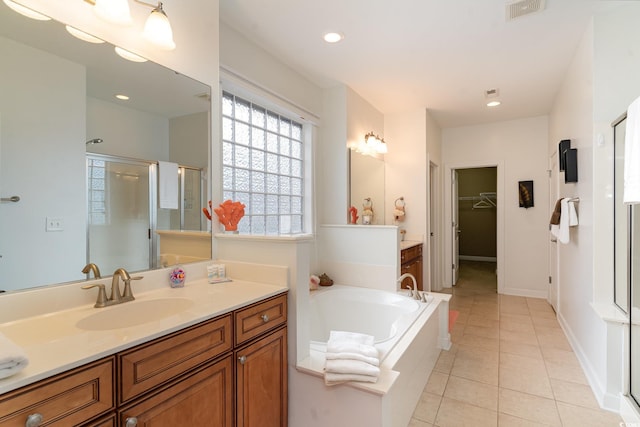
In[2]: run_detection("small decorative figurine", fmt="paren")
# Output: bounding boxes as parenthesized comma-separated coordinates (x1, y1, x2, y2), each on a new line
(169, 266, 186, 288)
(319, 273, 334, 287)
(394, 197, 406, 222)
(213, 199, 246, 232)
(309, 275, 320, 290)
(202, 200, 213, 220)
(362, 198, 373, 225)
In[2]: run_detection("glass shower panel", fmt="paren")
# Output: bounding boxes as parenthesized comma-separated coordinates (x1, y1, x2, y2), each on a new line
(614, 118, 629, 312)
(87, 156, 152, 274)
(631, 205, 640, 407)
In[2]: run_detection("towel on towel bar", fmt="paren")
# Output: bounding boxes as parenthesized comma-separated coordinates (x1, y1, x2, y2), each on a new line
(0, 333, 29, 379)
(158, 161, 179, 209)
(549, 198, 562, 225)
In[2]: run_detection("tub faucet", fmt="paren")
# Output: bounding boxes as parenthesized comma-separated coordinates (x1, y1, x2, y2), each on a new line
(397, 273, 420, 300)
(81, 263, 101, 279)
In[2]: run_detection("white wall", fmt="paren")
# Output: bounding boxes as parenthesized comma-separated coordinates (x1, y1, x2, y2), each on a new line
(0, 36, 86, 290)
(442, 116, 549, 297)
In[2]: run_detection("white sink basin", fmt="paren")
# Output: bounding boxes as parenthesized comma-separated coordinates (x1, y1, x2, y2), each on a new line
(76, 298, 194, 331)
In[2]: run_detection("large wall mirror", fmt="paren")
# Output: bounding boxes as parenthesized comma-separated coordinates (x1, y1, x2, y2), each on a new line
(0, 3, 211, 293)
(349, 150, 385, 225)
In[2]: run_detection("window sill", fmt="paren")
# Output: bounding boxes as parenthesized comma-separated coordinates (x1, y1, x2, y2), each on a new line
(214, 232, 315, 243)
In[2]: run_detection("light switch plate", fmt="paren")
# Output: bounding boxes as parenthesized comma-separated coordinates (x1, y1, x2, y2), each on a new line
(46, 217, 63, 232)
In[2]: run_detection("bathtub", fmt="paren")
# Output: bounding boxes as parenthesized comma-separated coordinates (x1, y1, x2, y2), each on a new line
(293, 284, 451, 427)
(309, 285, 427, 360)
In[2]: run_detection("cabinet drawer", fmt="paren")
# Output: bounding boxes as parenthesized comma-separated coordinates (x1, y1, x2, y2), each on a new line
(235, 294, 287, 346)
(119, 314, 232, 404)
(401, 244, 422, 264)
(0, 357, 114, 427)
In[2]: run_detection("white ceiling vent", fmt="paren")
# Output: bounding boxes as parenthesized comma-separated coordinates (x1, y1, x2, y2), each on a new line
(506, 0, 546, 21)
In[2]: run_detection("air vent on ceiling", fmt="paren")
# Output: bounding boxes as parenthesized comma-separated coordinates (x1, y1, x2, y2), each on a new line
(506, 0, 546, 21)
(485, 88, 500, 99)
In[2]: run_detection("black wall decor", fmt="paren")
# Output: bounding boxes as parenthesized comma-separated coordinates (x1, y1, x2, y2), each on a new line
(518, 180, 534, 208)
(565, 148, 578, 183)
(559, 139, 571, 171)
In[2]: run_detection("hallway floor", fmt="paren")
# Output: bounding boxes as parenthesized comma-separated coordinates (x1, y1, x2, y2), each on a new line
(409, 261, 623, 426)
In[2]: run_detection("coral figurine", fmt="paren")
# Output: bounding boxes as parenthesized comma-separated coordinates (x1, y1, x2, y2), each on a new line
(349, 206, 359, 224)
(214, 199, 245, 231)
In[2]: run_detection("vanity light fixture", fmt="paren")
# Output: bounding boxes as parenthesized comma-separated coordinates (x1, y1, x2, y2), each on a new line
(92, 0, 133, 26)
(323, 32, 344, 43)
(114, 46, 148, 62)
(141, 2, 176, 50)
(358, 132, 388, 155)
(115, 94, 130, 100)
(485, 88, 501, 107)
(65, 25, 105, 43)
(2, 0, 51, 20)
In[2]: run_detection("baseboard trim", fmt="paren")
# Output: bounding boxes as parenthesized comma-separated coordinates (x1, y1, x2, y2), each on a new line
(459, 255, 497, 262)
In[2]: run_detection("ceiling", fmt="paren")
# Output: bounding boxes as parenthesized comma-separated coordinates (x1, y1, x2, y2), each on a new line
(219, 0, 613, 128)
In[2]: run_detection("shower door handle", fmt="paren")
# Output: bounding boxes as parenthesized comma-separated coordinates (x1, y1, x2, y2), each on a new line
(0, 195, 20, 203)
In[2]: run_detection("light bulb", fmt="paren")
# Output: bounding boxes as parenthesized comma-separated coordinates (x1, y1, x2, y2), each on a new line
(65, 26, 104, 44)
(143, 3, 176, 50)
(93, 0, 132, 26)
(114, 46, 147, 63)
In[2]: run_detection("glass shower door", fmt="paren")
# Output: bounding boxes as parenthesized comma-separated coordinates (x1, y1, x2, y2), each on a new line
(87, 154, 155, 275)
(631, 205, 640, 408)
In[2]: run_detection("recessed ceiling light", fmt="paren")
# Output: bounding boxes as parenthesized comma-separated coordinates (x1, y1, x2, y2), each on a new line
(115, 94, 130, 100)
(323, 32, 344, 43)
(487, 101, 501, 107)
(3, 0, 50, 20)
(114, 46, 147, 63)
(65, 25, 105, 44)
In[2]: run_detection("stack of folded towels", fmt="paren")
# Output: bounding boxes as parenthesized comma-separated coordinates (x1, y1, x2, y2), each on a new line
(0, 332, 29, 380)
(324, 330, 380, 386)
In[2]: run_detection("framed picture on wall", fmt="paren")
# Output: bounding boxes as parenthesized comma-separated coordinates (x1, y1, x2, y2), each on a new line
(519, 180, 534, 208)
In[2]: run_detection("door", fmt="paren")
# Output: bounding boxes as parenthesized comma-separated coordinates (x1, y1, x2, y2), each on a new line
(87, 154, 156, 274)
(452, 170, 460, 285)
(548, 154, 559, 311)
(429, 162, 437, 291)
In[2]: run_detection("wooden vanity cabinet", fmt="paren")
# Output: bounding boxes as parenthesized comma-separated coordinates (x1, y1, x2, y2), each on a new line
(401, 244, 424, 291)
(235, 294, 288, 427)
(0, 357, 114, 427)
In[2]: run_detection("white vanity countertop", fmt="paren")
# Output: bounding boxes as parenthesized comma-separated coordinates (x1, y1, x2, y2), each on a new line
(0, 279, 287, 395)
(400, 240, 422, 250)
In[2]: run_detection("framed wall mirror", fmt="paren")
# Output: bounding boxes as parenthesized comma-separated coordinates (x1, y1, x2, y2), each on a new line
(349, 150, 385, 225)
(0, 2, 212, 293)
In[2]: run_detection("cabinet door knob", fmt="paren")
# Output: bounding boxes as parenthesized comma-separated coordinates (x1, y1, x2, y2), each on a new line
(238, 355, 247, 365)
(260, 314, 269, 323)
(125, 417, 138, 427)
(25, 413, 43, 427)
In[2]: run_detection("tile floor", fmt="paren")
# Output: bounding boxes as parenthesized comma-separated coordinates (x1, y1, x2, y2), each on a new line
(409, 261, 624, 427)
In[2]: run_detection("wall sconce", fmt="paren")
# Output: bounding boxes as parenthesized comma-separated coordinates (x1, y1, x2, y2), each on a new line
(84, 0, 176, 50)
(357, 132, 388, 155)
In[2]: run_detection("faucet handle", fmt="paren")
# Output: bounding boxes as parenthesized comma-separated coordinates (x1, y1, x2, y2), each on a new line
(82, 283, 108, 307)
(122, 276, 143, 300)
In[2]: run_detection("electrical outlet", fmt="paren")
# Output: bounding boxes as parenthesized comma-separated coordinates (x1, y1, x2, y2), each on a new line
(46, 217, 63, 232)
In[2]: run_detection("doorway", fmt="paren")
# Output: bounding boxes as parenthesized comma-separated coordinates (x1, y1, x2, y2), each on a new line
(452, 167, 498, 291)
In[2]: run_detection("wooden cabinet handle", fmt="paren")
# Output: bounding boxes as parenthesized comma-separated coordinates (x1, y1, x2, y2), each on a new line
(260, 314, 269, 323)
(25, 413, 43, 427)
(125, 417, 138, 427)
(238, 355, 247, 365)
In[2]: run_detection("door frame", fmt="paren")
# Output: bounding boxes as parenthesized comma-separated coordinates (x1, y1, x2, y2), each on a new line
(443, 161, 504, 293)
(548, 153, 559, 311)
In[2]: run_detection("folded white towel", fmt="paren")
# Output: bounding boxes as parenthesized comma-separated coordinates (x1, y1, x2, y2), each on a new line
(0, 333, 29, 379)
(324, 372, 378, 386)
(325, 352, 380, 367)
(328, 331, 374, 346)
(325, 341, 379, 359)
(624, 95, 640, 204)
(325, 359, 380, 377)
(158, 161, 179, 209)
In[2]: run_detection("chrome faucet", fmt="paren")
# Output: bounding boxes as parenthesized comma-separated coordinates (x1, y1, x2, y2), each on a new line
(82, 268, 143, 308)
(397, 273, 421, 300)
(81, 263, 101, 279)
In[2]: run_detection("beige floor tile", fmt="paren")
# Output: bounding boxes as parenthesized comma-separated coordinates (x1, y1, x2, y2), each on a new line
(525, 298, 554, 312)
(540, 347, 580, 366)
(500, 320, 536, 334)
(501, 295, 529, 305)
(454, 311, 470, 325)
(545, 360, 589, 385)
(465, 324, 500, 339)
(536, 328, 572, 351)
(497, 413, 550, 426)
(498, 388, 561, 426)
(434, 352, 455, 374)
(531, 316, 560, 329)
(444, 375, 498, 410)
(412, 391, 442, 424)
(467, 314, 500, 329)
(500, 341, 542, 359)
(499, 353, 553, 398)
(500, 330, 539, 346)
(435, 397, 498, 427)
(529, 308, 556, 319)
(556, 402, 623, 427)
(408, 418, 433, 427)
(424, 371, 449, 396)
(458, 333, 500, 351)
(470, 306, 501, 320)
(550, 378, 600, 409)
(500, 303, 530, 315)
(500, 312, 534, 325)
(451, 346, 499, 385)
